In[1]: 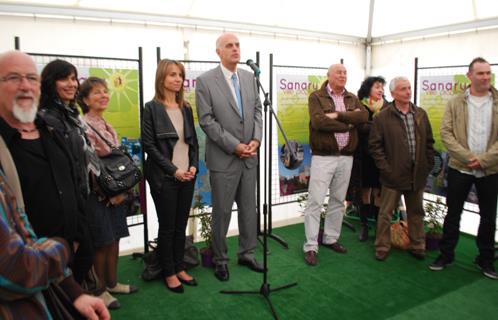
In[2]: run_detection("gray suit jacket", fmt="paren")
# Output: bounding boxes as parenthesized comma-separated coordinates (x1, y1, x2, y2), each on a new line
(195, 66, 263, 172)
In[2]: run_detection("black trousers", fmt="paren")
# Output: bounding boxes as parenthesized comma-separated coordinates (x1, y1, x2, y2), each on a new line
(440, 168, 498, 263)
(151, 177, 195, 277)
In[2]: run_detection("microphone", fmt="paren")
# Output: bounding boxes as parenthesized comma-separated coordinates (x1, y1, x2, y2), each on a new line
(246, 59, 261, 76)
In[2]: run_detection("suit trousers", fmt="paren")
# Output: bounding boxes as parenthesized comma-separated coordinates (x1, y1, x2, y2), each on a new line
(303, 155, 353, 253)
(375, 186, 425, 252)
(210, 163, 257, 265)
(439, 168, 498, 263)
(151, 178, 195, 277)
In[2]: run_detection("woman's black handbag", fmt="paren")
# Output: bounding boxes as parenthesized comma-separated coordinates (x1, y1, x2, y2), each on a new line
(87, 123, 142, 197)
(141, 236, 199, 281)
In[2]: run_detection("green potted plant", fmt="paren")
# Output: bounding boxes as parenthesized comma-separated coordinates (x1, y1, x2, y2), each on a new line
(192, 195, 214, 268)
(424, 198, 446, 251)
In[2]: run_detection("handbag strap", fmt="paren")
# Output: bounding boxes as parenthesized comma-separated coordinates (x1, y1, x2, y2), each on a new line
(0, 135, 26, 210)
(85, 121, 116, 149)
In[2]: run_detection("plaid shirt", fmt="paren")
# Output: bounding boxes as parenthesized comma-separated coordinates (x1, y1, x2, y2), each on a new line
(327, 85, 350, 149)
(394, 103, 417, 163)
(0, 170, 72, 320)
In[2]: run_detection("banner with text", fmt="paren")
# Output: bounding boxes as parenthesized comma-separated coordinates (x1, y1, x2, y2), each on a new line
(276, 74, 326, 196)
(184, 70, 212, 206)
(36, 61, 143, 215)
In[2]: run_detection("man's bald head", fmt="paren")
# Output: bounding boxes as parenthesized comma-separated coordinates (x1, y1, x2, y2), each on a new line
(0, 51, 40, 124)
(216, 33, 238, 49)
(0, 51, 36, 72)
(327, 63, 347, 92)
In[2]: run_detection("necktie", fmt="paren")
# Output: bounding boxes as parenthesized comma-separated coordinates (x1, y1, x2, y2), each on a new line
(231, 73, 244, 118)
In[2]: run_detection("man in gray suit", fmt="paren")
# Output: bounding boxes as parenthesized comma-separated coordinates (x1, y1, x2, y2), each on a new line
(195, 33, 263, 281)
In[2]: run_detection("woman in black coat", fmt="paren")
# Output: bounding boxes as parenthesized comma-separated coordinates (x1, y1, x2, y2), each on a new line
(356, 76, 387, 242)
(36, 59, 98, 283)
(142, 59, 199, 294)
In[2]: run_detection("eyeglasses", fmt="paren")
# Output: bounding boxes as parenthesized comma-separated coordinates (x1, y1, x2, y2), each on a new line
(0, 73, 40, 85)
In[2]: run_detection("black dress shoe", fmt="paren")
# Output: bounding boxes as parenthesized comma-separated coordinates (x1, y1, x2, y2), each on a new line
(238, 258, 265, 273)
(214, 264, 229, 281)
(179, 277, 198, 286)
(165, 282, 184, 294)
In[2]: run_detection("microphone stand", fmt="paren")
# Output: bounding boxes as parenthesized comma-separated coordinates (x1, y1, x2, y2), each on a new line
(250, 62, 291, 250)
(220, 70, 297, 320)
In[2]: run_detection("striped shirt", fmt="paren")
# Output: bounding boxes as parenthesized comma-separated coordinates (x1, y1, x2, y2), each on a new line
(394, 103, 417, 163)
(0, 170, 73, 320)
(326, 85, 350, 149)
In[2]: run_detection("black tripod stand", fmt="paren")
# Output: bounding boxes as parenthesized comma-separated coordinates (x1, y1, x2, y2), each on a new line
(220, 62, 297, 320)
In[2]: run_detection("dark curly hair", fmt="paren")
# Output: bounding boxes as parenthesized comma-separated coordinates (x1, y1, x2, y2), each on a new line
(40, 59, 79, 108)
(77, 77, 108, 114)
(357, 76, 386, 101)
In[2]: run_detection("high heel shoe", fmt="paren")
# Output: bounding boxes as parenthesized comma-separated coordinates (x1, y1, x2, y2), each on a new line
(165, 280, 184, 294)
(179, 277, 198, 286)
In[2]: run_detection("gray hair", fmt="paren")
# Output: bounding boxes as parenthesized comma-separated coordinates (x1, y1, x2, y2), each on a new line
(389, 76, 410, 92)
(216, 32, 237, 49)
(216, 36, 222, 50)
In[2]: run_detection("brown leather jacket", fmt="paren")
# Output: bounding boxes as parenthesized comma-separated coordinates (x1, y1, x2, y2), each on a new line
(369, 102, 435, 191)
(308, 81, 367, 156)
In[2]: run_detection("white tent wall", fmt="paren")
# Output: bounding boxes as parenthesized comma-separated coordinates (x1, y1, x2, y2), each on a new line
(371, 28, 498, 242)
(0, 16, 367, 253)
(370, 28, 498, 98)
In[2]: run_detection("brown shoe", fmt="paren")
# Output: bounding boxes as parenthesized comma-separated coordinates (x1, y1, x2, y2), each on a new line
(323, 242, 347, 254)
(375, 250, 389, 261)
(304, 251, 317, 266)
(409, 249, 426, 260)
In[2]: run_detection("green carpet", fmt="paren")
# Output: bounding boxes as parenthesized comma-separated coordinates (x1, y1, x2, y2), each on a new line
(111, 222, 498, 320)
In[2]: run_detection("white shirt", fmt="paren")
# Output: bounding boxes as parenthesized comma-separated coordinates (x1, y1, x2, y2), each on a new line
(220, 63, 240, 106)
(465, 89, 493, 177)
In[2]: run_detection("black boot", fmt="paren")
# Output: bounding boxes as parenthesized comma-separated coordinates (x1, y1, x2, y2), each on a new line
(371, 205, 379, 238)
(359, 224, 369, 242)
(358, 204, 370, 242)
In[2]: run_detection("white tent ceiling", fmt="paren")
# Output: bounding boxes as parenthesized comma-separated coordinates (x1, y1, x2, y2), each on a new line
(1, 0, 498, 44)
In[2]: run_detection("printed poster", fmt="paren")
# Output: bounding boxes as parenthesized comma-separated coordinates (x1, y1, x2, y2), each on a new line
(36, 62, 143, 215)
(276, 74, 326, 196)
(184, 70, 212, 206)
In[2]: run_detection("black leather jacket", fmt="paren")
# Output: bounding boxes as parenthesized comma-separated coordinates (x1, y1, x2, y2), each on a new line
(38, 100, 99, 199)
(142, 100, 199, 192)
